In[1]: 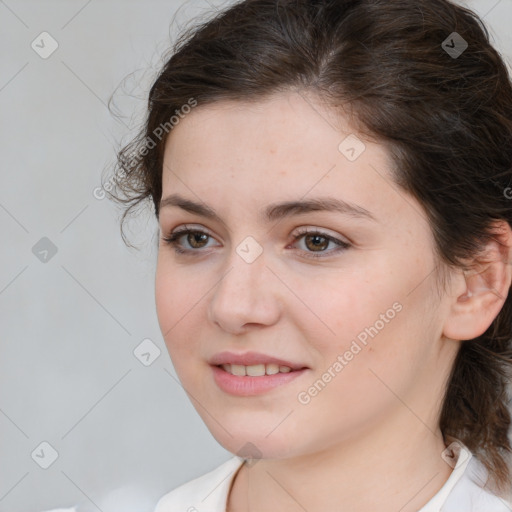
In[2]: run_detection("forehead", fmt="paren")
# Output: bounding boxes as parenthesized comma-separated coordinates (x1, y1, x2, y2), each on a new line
(164, 92, 356, 162)
(160, 91, 406, 225)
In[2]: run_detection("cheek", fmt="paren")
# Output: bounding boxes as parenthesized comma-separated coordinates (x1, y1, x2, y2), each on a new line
(155, 262, 204, 355)
(294, 297, 420, 438)
(296, 269, 399, 354)
(307, 273, 435, 401)
(298, 261, 431, 393)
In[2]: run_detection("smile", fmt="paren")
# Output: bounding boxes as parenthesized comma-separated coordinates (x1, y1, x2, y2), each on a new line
(220, 363, 293, 376)
(211, 364, 308, 396)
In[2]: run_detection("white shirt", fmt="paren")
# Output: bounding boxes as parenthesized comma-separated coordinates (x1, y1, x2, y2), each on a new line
(154, 441, 512, 512)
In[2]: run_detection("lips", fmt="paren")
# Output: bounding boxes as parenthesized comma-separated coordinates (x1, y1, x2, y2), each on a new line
(209, 350, 308, 371)
(211, 362, 309, 396)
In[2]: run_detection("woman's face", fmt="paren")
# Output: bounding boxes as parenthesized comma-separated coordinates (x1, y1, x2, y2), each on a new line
(155, 91, 458, 459)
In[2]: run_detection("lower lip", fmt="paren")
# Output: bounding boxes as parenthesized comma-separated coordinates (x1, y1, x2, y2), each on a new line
(211, 365, 308, 396)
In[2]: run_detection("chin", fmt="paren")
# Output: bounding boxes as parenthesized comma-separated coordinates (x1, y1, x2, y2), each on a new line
(206, 423, 301, 460)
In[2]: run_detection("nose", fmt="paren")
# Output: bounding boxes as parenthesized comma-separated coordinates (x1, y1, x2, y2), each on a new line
(207, 246, 281, 334)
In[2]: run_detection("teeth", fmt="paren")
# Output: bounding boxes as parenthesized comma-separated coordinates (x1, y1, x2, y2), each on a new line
(246, 364, 265, 376)
(266, 364, 280, 375)
(231, 364, 246, 376)
(220, 363, 294, 376)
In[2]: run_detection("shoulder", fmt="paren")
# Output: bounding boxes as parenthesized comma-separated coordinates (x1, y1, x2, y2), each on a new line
(154, 456, 245, 512)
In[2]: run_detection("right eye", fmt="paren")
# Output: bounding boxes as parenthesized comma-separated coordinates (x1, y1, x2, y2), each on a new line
(161, 227, 218, 254)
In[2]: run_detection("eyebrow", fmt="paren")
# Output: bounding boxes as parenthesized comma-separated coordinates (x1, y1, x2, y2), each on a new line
(159, 193, 377, 223)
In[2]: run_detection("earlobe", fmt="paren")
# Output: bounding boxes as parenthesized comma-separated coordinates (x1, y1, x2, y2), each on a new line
(443, 221, 512, 341)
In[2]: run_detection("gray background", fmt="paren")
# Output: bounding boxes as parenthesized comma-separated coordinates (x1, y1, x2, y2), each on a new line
(1, 1, 511, 511)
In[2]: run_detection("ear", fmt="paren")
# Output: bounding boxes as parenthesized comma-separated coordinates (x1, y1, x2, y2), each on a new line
(443, 220, 512, 341)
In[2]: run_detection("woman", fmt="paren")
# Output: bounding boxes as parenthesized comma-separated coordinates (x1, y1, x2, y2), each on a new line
(108, 0, 512, 510)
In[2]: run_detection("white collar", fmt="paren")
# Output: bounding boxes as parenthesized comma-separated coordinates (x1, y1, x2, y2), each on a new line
(154, 440, 512, 512)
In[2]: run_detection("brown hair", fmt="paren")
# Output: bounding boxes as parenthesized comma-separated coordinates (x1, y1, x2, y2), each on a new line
(107, 0, 512, 496)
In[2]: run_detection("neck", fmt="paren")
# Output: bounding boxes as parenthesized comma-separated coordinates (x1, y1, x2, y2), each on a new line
(227, 420, 454, 512)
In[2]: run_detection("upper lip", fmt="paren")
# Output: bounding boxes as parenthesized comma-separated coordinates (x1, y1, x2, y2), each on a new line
(209, 351, 308, 371)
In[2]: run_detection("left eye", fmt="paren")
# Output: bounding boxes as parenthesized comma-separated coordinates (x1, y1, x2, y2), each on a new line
(161, 227, 351, 259)
(290, 229, 351, 258)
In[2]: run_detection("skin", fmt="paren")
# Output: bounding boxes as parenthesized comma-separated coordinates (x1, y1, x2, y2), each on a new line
(155, 90, 512, 512)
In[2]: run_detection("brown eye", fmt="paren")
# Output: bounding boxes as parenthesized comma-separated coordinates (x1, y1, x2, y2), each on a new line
(162, 228, 216, 254)
(162, 226, 351, 259)
(187, 231, 209, 248)
(304, 234, 329, 252)
(291, 228, 351, 259)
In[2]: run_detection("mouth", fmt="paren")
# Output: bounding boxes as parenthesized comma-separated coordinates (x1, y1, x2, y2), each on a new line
(210, 363, 309, 396)
(217, 363, 299, 376)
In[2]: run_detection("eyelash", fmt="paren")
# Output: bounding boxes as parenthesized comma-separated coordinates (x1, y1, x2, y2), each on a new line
(161, 227, 351, 259)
